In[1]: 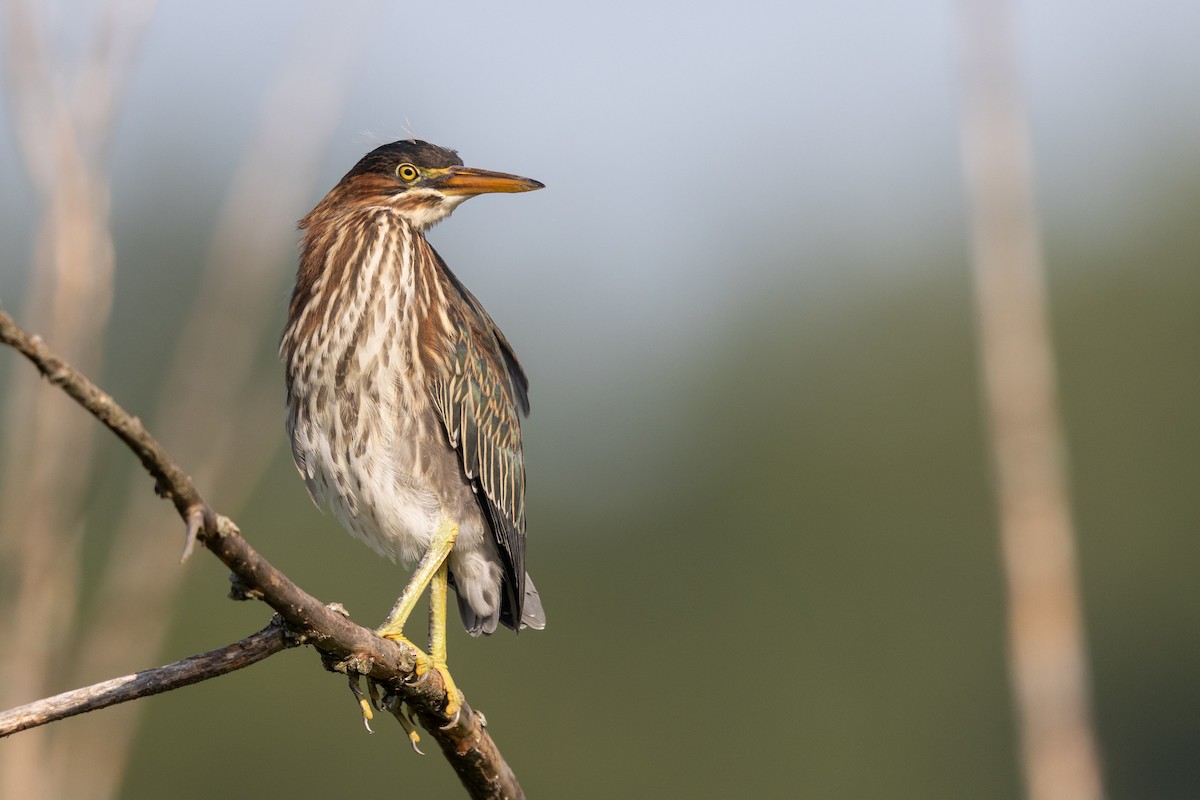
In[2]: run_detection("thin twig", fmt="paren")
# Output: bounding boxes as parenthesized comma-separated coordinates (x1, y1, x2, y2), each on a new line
(0, 623, 292, 738)
(958, 2, 1106, 800)
(0, 308, 525, 800)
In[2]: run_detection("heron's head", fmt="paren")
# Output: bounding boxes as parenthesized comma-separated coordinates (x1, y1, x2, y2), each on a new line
(336, 139, 543, 231)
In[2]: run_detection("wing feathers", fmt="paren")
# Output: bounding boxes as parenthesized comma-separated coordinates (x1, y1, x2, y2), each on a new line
(426, 250, 529, 622)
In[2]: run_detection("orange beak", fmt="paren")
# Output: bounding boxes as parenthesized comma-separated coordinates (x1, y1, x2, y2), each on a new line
(436, 166, 544, 196)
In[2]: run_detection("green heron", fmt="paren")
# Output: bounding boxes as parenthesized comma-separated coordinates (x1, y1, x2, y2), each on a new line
(281, 140, 546, 718)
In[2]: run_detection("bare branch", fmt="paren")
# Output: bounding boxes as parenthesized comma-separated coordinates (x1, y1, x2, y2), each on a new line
(0, 623, 292, 738)
(0, 308, 206, 523)
(0, 308, 526, 800)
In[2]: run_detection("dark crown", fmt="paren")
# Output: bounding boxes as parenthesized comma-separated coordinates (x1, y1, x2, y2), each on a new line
(343, 139, 463, 181)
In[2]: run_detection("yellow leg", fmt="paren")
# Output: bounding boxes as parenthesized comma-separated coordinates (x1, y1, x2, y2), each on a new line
(375, 517, 462, 717)
(428, 560, 462, 717)
(377, 518, 460, 637)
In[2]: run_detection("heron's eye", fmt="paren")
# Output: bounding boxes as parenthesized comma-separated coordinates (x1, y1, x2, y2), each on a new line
(396, 163, 420, 182)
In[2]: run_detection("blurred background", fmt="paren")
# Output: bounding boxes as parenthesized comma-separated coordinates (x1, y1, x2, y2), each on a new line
(1, 1, 1198, 798)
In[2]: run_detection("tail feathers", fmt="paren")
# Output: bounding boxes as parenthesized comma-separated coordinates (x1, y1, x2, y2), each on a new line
(516, 574, 546, 631)
(457, 572, 545, 637)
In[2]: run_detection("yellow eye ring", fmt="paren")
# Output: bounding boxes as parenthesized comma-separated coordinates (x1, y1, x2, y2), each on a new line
(396, 163, 419, 182)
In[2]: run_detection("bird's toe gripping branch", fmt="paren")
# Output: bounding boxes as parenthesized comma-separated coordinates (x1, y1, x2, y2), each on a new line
(374, 631, 462, 721)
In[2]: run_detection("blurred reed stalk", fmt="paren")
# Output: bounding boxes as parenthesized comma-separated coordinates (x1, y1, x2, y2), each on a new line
(0, 1, 156, 797)
(48, 8, 368, 798)
(957, 2, 1106, 799)
(1, 3, 370, 798)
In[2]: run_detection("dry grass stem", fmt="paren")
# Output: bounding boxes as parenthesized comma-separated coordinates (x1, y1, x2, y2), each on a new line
(51, 8, 372, 798)
(958, 2, 1106, 798)
(0, 2, 156, 797)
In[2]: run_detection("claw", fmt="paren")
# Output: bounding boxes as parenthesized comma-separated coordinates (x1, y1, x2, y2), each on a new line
(347, 676, 374, 733)
(382, 690, 424, 754)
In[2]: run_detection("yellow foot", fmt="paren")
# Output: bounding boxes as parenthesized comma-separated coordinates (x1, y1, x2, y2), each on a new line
(378, 632, 463, 718)
(417, 656, 462, 719)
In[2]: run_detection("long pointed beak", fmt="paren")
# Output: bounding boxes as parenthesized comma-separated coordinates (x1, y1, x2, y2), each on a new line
(437, 166, 544, 196)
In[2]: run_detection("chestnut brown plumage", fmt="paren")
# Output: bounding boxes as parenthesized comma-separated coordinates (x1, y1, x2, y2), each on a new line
(281, 140, 545, 716)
